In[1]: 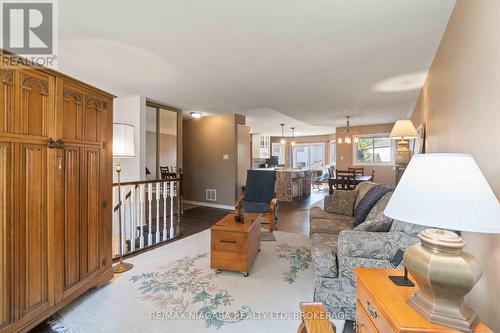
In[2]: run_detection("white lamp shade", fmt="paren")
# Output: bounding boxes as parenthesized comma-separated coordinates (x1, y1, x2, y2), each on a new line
(389, 120, 419, 139)
(113, 123, 135, 158)
(384, 153, 500, 233)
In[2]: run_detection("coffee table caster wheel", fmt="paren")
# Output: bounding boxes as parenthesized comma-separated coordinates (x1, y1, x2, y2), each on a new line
(215, 269, 222, 274)
(243, 272, 249, 277)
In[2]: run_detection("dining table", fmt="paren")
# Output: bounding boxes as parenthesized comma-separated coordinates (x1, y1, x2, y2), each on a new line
(328, 175, 373, 194)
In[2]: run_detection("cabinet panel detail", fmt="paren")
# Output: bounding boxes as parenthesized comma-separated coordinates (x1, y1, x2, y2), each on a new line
(20, 144, 48, 316)
(82, 148, 101, 277)
(61, 87, 84, 141)
(63, 148, 80, 289)
(0, 143, 11, 329)
(0, 69, 14, 133)
(19, 72, 52, 137)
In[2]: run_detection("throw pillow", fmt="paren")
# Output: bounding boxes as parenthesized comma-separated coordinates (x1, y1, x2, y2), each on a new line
(354, 181, 378, 208)
(325, 190, 358, 216)
(365, 191, 393, 221)
(353, 185, 394, 227)
(354, 217, 393, 232)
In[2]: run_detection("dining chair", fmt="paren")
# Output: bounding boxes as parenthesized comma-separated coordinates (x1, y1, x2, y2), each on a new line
(335, 169, 357, 190)
(348, 166, 364, 177)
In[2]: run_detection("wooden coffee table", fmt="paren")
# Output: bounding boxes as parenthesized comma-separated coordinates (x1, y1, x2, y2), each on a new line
(210, 212, 261, 277)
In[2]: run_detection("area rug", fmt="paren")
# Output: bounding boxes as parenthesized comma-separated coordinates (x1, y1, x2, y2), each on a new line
(53, 230, 345, 333)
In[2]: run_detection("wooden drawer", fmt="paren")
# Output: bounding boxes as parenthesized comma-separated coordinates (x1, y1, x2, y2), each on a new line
(357, 282, 396, 333)
(356, 301, 379, 333)
(211, 230, 247, 254)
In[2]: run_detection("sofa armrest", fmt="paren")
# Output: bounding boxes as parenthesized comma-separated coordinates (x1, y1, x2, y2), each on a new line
(337, 230, 419, 260)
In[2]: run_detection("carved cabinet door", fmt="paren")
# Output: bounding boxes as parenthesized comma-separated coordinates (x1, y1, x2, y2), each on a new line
(7, 68, 56, 323)
(54, 79, 110, 301)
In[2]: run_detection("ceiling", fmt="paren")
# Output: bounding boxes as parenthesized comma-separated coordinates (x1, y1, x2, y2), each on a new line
(57, 0, 456, 136)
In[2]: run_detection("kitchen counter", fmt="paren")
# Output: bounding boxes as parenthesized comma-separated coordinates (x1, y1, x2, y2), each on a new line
(252, 168, 312, 202)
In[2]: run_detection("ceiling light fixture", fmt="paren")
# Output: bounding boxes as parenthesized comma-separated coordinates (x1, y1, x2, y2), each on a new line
(291, 127, 296, 146)
(190, 112, 202, 119)
(338, 116, 357, 144)
(280, 124, 286, 144)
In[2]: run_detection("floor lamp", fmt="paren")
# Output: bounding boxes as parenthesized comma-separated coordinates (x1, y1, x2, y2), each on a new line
(113, 123, 136, 273)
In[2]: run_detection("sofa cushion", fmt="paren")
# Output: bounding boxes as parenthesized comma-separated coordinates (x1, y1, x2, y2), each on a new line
(389, 220, 427, 236)
(325, 190, 358, 216)
(311, 233, 339, 278)
(353, 185, 394, 226)
(354, 217, 393, 232)
(310, 217, 354, 234)
(310, 207, 351, 220)
(354, 181, 378, 208)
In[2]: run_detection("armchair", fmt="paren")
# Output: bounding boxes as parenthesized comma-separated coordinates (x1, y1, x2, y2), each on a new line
(236, 170, 278, 231)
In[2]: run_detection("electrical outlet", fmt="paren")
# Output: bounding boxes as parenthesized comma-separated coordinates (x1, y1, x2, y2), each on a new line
(223, 154, 229, 160)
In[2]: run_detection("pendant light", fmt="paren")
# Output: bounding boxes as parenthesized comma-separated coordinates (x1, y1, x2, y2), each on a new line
(291, 127, 296, 146)
(280, 124, 286, 144)
(339, 116, 358, 144)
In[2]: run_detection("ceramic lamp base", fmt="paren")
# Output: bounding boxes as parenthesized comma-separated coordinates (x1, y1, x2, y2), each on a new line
(403, 228, 482, 333)
(395, 139, 412, 166)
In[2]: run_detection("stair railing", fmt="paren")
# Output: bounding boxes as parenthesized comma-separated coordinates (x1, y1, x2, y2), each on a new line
(112, 178, 183, 258)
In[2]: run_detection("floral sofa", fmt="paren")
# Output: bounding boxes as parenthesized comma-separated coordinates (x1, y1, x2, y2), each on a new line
(309, 182, 425, 320)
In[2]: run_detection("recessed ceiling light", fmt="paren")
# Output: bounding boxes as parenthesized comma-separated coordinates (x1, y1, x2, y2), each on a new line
(190, 112, 202, 119)
(373, 71, 428, 93)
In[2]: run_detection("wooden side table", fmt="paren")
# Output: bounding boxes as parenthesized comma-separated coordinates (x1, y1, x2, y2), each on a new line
(210, 212, 261, 277)
(354, 268, 492, 333)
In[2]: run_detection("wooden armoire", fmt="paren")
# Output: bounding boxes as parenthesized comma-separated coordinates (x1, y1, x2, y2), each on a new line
(0, 62, 115, 333)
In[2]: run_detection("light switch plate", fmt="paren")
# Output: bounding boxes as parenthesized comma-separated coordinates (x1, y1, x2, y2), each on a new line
(223, 154, 229, 160)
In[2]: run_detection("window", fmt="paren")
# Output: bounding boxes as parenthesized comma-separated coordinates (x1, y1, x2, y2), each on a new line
(292, 143, 325, 168)
(354, 135, 394, 165)
(330, 141, 336, 165)
(271, 143, 284, 164)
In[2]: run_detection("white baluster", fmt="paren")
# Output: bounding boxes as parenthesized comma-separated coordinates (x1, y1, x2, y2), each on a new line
(163, 181, 168, 241)
(130, 185, 136, 252)
(139, 184, 145, 249)
(155, 182, 160, 243)
(148, 183, 153, 246)
(120, 183, 127, 255)
(170, 181, 175, 239)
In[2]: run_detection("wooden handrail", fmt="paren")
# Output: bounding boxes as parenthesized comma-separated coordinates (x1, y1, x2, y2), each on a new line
(113, 178, 181, 187)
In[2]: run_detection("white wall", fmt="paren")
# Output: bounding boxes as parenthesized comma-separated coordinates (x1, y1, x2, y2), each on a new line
(113, 95, 147, 182)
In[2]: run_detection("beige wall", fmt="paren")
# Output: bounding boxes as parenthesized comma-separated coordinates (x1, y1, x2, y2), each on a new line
(183, 114, 248, 207)
(411, 1, 500, 330)
(335, 123, 396, 186)
(270, 134, 335, 168)
(237, 125, 251, 197)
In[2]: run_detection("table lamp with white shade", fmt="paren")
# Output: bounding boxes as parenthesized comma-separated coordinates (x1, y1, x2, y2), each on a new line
(113, 123, 136, 273)
(384, 153, 500, 332)
(390, 119, 419, 165)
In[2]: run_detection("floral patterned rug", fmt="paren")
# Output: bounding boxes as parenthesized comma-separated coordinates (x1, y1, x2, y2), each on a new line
(53, 229, 345, 333)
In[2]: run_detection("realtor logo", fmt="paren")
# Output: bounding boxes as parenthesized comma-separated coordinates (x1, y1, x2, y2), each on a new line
(1, 0, 58, 68)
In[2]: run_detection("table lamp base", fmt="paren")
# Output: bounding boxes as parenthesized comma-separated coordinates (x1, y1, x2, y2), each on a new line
(403, 228, 482, 333)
